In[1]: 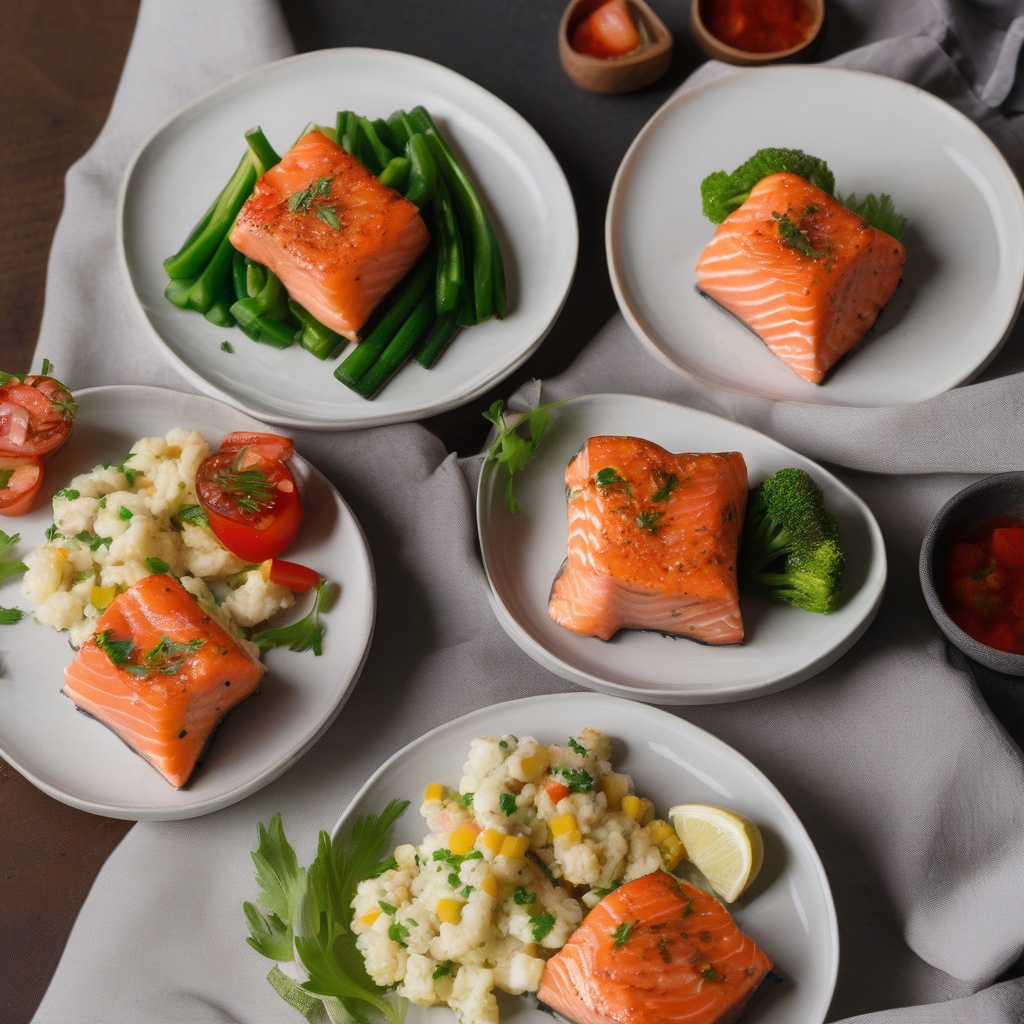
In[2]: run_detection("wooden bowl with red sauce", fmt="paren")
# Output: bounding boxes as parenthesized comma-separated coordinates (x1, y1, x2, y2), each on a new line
(690, 0, 824, 66)
(920, 473, 1024, 676)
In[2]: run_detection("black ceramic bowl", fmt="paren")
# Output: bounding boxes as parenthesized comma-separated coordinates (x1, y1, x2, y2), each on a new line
(919, 472, 1024, 676)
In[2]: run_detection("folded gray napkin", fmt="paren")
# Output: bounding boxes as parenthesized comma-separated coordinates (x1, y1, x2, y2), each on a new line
(27, 1, 1024, 1022)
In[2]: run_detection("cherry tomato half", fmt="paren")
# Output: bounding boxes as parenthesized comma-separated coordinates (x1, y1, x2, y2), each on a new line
(0, 455, 44, 516)
(195, 435, 302, 562)
(0, 374, 77, 459)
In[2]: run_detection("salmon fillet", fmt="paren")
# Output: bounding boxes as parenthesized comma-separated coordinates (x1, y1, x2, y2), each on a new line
(537, 870, 773, 1024)
(548, 436, 747, 644)
(62, 574, 265, 788)
(695, 172, 906, 384)
(229, 129, 430, 343)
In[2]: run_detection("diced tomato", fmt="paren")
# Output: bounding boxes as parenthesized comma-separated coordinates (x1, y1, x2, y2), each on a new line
(985, 621, 1020, 653)
(0, 455, 44, 516)
(0, 374, 77, 459)
(261, 558, 321, 594)
(943, 541, 986, 578)
(571, 0, 642, 58)
(196, 437, 302, 562)
(991, 527, 1024, 567)
(545, 777, 571, 805)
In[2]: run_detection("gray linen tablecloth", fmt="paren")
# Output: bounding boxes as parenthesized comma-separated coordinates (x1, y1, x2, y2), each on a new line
(27, 0, 1024, 1021)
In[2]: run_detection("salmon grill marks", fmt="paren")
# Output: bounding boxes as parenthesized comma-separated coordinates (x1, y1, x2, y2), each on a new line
(62, 574, 265, 788)
(229, 129, 431, 343)
(696, 172, 906, 384)
(548, 436, 748, 644)
(537, 870, 773, 1024)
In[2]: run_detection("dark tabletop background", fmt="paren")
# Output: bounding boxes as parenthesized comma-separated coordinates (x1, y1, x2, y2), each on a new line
(3, 2, 1020, 1022)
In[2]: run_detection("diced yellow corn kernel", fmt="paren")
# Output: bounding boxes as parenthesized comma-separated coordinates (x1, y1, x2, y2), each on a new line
(478, 828, 504, 855)
(601, 773, 630, 811)
(621, 795, 645, 821)
(90, 584, 118, 610)
(558, 829, 582, 845)
(648, 819, 674, 844)
(436, 898, 463, 924)
(636, 797, 656, 825)
(549, 813, 578, 838)
(500, 834, 530, 859)
(448, 821, 482, 855)
(359, 908, 382, 926)
(479, 874, 498, 897)
(517, 751, 549, 780)
(424, 782, 445, 803)
(660, 833, 684, 870)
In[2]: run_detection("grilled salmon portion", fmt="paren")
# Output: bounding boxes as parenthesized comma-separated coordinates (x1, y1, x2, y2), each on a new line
(537, 870, 773, 1024)
(62, 574, 265, 788)
(229, 129, 430, 343)
(696, 172, 905, 384)
(548, 436, 747, 644)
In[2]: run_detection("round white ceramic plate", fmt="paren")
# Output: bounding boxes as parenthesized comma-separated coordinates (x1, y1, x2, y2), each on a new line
(313, 693, 838, 1024)
(477, 394, 886, 703)
(118, 48, 577, 430)
(0, 386, 375, 820)
(607, 66, 1024, 406)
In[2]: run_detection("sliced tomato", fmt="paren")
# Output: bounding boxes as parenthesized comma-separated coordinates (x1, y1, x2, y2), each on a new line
(219, 431, 294, 462)
(0, 455, 44, 516)
(195, 441, 302, 562)
(261, 558, 321, 594)
(571, 0, 641, 58)
(0, 374, 77, 458)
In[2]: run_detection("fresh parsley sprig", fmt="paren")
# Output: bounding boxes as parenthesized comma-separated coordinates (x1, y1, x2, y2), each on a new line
(0, 531, 27, 584)
(245, 802, 410, 1024)
(251, 578, 329, 655)
(483, 397, 565, 514)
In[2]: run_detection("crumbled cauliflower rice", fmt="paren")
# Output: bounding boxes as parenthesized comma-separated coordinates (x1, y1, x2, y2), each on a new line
(21, 428, 294, 652)
(352, 729, 679, 1024)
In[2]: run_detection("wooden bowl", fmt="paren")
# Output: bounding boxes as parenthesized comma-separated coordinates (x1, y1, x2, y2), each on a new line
(559, 0, 674, 94)
(690, 0, 824, 66)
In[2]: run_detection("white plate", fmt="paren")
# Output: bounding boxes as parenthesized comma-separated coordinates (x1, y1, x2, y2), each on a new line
(477, 394, 886, 703)
(118, 48, 577, 430)
(607, 66, 1024, 406)
(320, 693, 839, 1024)
(0, 386, 375, 820)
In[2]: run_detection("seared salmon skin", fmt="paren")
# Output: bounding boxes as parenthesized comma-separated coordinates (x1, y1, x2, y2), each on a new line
(229, 129, 430, 343)
(695, 172, 906, 384)
(62, 574, 265, 788)
(548, 436, 747, 644)
(537, 870, 773, 1024)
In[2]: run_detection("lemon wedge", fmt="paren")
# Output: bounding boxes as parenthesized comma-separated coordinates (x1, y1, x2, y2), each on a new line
(667, 803, 764, 903)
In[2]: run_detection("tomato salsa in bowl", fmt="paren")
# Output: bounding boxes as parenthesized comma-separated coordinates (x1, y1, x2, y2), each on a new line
(920, 473, 1024, 676)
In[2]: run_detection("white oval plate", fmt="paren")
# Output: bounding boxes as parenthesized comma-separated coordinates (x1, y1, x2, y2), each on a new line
(118, 48, 577, 430)
(607, 66, 1024, 406)
(477, 394, 886, 703)
(318, 693, 838, 1024)
(0, 386, 375, 819)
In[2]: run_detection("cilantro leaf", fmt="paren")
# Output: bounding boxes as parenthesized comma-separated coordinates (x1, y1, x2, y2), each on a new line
(0, 531, 27, 583)
(244, 812, 308, 962)
(0, 607, 23, 624)
(251, 578, 329, 655)
(839, 191, 908, 241)
(483, 397, 566, 513)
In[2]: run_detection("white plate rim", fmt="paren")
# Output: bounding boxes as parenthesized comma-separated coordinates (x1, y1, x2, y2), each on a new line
(475, 392, 887, 703)
(116, 47, 578, 430)
(0, 384, 376, 819)
(606, 65, 1024, 407)
(314, 691, 840, 1024)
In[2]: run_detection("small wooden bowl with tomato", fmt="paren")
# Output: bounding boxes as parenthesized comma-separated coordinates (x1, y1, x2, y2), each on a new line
(920, 473, 1024, 676)
(559, 0, 674, 94)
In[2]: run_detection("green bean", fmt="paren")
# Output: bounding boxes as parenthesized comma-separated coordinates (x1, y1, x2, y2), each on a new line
(413, 311, 459, 369)
(432, 177, 463, 313)
(185, 232, 237, 313)
(231, 249, 249, 302)
(244, 126, 281, 175)
(163, 152, 257, 280)
(289, 300, 343, 360)
(164, 275, 196, 309)
(333, 255, 433, 387)
(354, 290, 435, 398)
(377, 156, 411, 193)
(403, 133, 437, 209)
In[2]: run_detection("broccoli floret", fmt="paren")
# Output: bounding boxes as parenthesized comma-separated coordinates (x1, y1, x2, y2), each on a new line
(740, 468, 845, 614)
(700, 148, 836, 224)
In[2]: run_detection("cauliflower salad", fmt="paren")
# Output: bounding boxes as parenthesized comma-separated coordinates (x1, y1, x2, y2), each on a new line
(21, 428, 294, 651)
(351, 728, 684, 1024)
